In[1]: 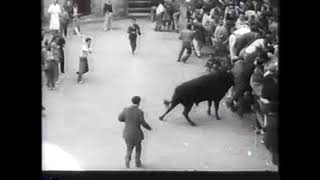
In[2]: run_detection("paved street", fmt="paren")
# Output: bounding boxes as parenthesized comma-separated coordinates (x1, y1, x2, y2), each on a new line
(42, 18, 277, 171)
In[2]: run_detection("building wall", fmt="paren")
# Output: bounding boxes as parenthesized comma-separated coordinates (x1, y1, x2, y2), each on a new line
(42, 0, 128, 19)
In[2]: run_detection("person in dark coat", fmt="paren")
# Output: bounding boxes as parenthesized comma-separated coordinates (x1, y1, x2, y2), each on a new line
(60, 8, 70, 37)
(127, 18, 141, 55)
(227, 60, 255, 111)
(118, 96, 152, 168)
(63, 0, 74, 18)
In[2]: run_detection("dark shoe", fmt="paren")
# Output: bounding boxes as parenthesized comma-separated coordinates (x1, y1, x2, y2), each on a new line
(76, 72, 79, 74)
(125, 160, 130, 168)
(136, 161, 142, 168)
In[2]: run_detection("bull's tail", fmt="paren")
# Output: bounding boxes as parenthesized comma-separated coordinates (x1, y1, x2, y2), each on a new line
(163, 99, 171, 108)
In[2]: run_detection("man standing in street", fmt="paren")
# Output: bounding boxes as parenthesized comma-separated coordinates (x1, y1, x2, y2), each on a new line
(177, 24, 195, 63)
(118, 96, 152, 168)
(155, 1, 165, 31)
(172, 0, 181, 32)
(48, 0, 62, 34)
(103, 0, 113, 31)
(63, 0, 74, 18)
(62, 0, 74, 37)
(127, 18, 141, 55)
(150, 0, 160, 22)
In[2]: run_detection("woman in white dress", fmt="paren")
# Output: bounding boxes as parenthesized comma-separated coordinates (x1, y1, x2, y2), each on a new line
(48, 0, 61, 33)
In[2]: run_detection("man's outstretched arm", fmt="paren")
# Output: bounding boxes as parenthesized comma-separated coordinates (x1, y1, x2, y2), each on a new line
(118, 108, 126, 122)
(140, 112, 152, 131)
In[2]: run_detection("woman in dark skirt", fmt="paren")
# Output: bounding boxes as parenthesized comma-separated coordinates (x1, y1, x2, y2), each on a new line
(44, 45, 59, 90)
(77, 37, 92, 84)
(48, 40, 60, 85)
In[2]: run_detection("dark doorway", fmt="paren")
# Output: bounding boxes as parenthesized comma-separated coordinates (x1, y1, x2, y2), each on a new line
(74, 0, 91, 15)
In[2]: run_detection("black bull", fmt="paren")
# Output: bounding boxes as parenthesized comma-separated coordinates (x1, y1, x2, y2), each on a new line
(159, 70, 234, 126)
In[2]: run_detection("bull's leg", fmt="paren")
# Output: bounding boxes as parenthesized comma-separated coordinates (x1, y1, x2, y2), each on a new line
(159, 101, 179, 121)
(182, 103, 196, 126)
(207, 100, 212, 115)
(214, 100, 221, 120)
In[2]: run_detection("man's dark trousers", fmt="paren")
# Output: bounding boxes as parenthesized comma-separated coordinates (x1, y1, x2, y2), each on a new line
(61, 21, 69, 37)
(130, 37, 137, 53)
(177, 42, 192, 62)
(125, 139, 142, 165)
(59, 48, 65, 73)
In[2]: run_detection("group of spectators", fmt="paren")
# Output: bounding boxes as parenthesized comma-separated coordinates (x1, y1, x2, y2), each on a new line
(47, 0, 81, 38)
(151, 0, 181, 31)
(42, 0, 94, 92)
(172, 0, 278, 166)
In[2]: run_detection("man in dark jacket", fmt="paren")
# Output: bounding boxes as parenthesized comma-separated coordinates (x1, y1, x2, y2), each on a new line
(63, 0, 74, 18)
(127, 18, 141, 55)
(119, 96, 152, 168)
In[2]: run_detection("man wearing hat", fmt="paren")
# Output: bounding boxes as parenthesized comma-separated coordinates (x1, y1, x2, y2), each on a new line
(118, 96, 152, 168)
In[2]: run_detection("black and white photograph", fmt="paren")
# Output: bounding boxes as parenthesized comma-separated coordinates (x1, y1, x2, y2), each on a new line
(41, 0, 279, 172)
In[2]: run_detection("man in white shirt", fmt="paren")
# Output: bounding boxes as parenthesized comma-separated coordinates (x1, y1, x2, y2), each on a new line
(77, 37, 93, 84)
(155, 1, 165, 31)
(156, 1, 165, 15)
(48, 0, 61, 34)
(229, 25, 251, 62)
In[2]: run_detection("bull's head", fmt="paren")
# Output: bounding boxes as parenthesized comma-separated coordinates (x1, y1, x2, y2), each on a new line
(226, 70, 235, 87)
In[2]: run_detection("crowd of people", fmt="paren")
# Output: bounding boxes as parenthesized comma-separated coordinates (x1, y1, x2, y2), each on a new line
(153, 0, 279, 165)
(42, 0, 103, 91)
